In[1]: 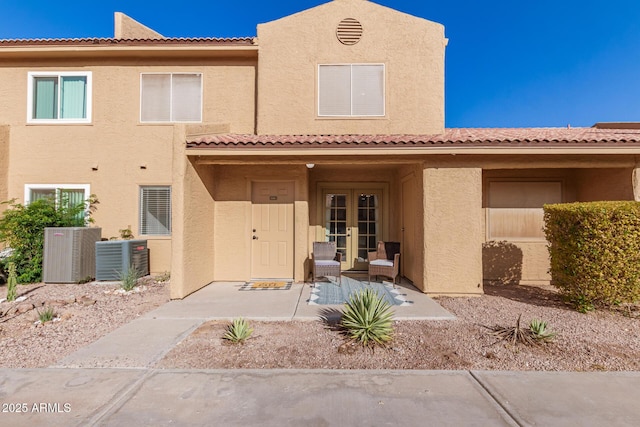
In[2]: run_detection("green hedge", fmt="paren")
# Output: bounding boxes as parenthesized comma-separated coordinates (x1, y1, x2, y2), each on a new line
(543, 201, 640, 310)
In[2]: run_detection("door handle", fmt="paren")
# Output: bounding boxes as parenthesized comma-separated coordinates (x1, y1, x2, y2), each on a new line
(253, 235, 258, 240)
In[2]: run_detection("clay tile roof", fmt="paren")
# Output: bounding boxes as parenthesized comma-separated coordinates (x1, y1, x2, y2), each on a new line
(186, 127, 640, 149)
(0, 37, 255, 46)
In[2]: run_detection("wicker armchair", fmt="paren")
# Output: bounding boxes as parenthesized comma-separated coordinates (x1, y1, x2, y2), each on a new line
(368, 241, 400, 285)
(312, 241, 342, 285)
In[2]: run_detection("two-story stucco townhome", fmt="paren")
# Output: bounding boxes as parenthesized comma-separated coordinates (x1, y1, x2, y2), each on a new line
(3, 0, 640, 299)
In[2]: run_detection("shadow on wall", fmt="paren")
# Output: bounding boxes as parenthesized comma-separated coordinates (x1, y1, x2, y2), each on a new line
(482, 241, 523, 285)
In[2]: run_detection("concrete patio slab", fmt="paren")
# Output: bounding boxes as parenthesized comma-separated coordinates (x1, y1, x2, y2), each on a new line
(294, 280, 456, 321)
(143, 280, 455, 322)
(98, 370, 516, 426)
(143, 281, 305, 321)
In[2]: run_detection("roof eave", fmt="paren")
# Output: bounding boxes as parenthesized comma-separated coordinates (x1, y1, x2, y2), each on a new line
(0, 44, 259, 60)
(185, 146, 640, 156)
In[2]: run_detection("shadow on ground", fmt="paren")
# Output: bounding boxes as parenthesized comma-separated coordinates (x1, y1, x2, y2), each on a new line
(483, 283, 570, 310)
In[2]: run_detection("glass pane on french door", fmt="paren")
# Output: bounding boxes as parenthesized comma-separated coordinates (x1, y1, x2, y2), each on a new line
(357, 193, 378, 260)
(325, 193, 348, 261)
(324, 190, 380, 270)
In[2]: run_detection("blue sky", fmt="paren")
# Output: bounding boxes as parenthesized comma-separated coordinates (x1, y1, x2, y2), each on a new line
(2, 0, 639, 128)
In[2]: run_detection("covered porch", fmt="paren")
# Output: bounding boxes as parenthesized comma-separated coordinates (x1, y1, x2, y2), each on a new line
(169, 128, 640, 300)
(169, 146, 485, 299)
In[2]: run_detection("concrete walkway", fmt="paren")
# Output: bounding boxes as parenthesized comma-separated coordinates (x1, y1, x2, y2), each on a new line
(4, 282, 639, 426)
(1, 368, 638, 426)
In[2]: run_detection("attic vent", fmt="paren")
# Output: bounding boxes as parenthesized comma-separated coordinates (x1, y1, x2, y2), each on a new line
(336, 18, 363, 45)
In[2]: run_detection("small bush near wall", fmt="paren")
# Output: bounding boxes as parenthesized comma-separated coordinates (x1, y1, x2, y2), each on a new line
(0, 196, 97, 283)
(544, 201, 640, 310)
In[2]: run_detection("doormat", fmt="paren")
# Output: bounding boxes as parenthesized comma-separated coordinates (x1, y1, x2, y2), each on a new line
(240, 281, 292, 291)
(308, 276, 412, 306)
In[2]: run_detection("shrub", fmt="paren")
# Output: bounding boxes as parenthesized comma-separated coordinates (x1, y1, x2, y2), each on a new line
(544, 201, 640, 310)
(223, 318, 254, 344)
(0, 195, 98, 283)
(340, 288, 394, 347)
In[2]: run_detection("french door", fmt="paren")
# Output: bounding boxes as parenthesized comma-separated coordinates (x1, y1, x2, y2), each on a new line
(323, 189, 382, 270)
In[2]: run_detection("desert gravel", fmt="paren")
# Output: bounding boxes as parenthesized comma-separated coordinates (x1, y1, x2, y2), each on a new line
(158, 284, 640, 371)
(1, 281, 638, 371)
(0, 278, 169, 368)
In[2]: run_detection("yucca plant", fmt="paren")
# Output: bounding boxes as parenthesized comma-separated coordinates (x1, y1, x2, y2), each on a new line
(223, 317, 254, 344)
(340, 288, 394, 347)
(529, 318, 556, 342)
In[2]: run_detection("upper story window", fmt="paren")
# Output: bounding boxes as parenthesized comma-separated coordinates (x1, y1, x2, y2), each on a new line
(140, 73, 202, 123)
(27, 72, 92, 124)
(318, 64, 385, 117)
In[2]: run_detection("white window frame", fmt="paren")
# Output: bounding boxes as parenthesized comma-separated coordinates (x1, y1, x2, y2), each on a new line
(139, 185, 172, 236)
(317, 63, 386, 117)
(24, 184, 91, 204)
(139, 73, 203, 123)
(26, 71, 92, 124)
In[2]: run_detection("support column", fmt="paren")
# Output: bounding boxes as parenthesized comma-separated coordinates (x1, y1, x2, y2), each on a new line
(422, 167, 483, 295)
(170, 126, 216, 299)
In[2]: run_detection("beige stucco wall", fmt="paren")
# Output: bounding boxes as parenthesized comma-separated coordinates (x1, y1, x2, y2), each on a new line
(574, 168, 634, 201)
(0, 125, 8, 217)
(170, 134, 216, 298)
(256, 0, 446, 135)
(209, 164, 309, 282)
(423, 167, 483, 295)
(0, 59, 256, 275)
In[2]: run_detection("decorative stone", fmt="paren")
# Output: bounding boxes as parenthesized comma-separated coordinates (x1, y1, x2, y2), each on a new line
(77, 296, 96, 306)
(15, 303, 34, 314)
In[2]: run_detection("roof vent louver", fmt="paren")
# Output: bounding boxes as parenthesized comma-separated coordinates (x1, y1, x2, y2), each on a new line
(336, 18, 363, 45)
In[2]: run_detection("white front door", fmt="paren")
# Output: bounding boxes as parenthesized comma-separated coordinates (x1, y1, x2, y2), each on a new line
(251, 182, 294, 279)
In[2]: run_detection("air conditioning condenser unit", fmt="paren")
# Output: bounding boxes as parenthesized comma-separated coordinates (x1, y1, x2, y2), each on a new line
(95, 239, 149, 281)
(43, 227, 102, 283)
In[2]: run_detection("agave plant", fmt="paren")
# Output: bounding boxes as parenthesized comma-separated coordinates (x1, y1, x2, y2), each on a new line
(340, 288, 394, 347)
(223, 317, 254, 344)
(529, 318, 556, 342)
(486, 314, 556, 346)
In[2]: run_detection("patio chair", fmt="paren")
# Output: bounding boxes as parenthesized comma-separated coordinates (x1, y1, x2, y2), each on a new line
(368, 241, 401, 286)
(312, 241, 342, 285)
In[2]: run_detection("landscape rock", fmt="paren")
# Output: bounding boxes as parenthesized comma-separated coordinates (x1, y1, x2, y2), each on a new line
(77, 296, 97, 306)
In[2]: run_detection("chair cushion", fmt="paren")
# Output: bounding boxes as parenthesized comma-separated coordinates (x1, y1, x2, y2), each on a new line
(370, 259, 393, 267)
(314, 260, 340, 266)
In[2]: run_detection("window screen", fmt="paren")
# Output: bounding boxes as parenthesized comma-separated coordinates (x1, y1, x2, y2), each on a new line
(141, 73, 202, 122)
(318, 64, 384, 116)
